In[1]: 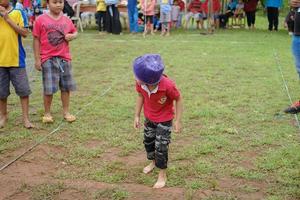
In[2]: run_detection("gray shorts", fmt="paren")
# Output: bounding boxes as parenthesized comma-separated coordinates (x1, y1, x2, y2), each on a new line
(42, 57, 76, 95)
(0, 67, 31, 99)
(160, 11, 171, 23)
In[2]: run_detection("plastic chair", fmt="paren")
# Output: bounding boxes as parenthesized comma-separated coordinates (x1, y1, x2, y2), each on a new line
(71, 2, 84, 32)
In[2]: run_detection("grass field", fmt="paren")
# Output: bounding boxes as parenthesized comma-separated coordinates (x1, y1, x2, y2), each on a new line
(0, 15, 299, 200)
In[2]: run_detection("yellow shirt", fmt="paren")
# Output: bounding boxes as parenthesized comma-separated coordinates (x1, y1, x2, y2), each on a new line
(96, 0, 107, 11)
(0, 9, 26, 67)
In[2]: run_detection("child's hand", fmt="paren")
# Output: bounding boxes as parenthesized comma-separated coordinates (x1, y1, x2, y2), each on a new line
(65, 33, 77, 42)
(35, 60, 42, 71)
(174, 120, 182, 133)
(134, 116, 141, 129)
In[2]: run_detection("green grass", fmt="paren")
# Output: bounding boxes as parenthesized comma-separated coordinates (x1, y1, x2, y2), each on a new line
(1, 14, 300, 199)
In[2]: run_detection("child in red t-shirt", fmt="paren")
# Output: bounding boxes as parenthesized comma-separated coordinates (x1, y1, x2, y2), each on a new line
(33, 0, 78, 123)
(133, 54, 183, 189)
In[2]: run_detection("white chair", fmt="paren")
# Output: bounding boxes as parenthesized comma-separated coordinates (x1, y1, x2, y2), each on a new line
(71, 2, 84, 32)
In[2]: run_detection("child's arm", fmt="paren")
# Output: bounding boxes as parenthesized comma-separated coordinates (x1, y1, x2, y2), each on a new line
(134, 93, 144, 129)
(33, 37, 42, 71)
(0, 6, 29, 37)
(174, 96, 183, 133)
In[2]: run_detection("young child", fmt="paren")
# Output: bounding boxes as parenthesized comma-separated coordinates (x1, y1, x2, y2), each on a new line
(0, 0, 33, 129)
(141, 0, 156, 36)
(33, 0, 78, 123)
(133, 54, 183, 188)
(233, 0, 244, 25)
(159, 0, 172, 36)
(96, 0, 106, 34)
(185, 0, 203, 29)
(171, 0, 179, 28)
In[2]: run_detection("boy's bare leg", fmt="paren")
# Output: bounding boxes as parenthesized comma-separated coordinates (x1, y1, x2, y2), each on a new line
(20, 96, 34, 128)
(61, 91, 76, 122)
(165, 22, 170, 36)
(153, 169, 167, 188)
(143, 160, 155, 174)
(0, 98, 8, 128)
(44, 94, 53, 117)
(150, 24, 155, 35)
(143, 25, 147, 37)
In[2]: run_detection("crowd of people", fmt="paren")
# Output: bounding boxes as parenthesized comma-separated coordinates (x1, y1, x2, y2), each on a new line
(8, 0, 291, 36)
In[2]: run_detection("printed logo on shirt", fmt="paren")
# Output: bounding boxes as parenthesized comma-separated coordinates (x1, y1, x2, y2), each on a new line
(158, 96, 167, 104)
(44, 24, 67, 47)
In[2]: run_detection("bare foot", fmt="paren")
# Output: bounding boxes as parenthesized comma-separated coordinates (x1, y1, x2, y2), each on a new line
(24, 119, 35, 129)
(165, 32, 170, 37)
(0, 115, 8, 128)
(153, 169, 167, 189)
(143, 161, 155, 174)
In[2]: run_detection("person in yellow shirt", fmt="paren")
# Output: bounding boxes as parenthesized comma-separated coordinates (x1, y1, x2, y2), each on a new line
(96, 0, 106, 33)
(0, 0, 34, 128)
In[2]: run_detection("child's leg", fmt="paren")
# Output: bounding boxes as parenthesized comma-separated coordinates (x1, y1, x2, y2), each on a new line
(0, 98, 8, 128)
(165, 22, 171, 36)
(59, 59, 76, 122)
(20, 96, 34, 128)
(41, 58, 59, 122)
(44, 95, 53, 117)
(143, 118, 157, 173)
(9, 68, 33, 128)
(61, 91, 71, 116)
(150, 22, 154, 35)
(0, 68, 9, 128)
(153, 120, 172, 188)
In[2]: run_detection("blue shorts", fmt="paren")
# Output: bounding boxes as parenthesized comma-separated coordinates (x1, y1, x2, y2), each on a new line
(42, 57, 76, 95)
(0, 67, 31, 99)
(292, 35, 300, 79)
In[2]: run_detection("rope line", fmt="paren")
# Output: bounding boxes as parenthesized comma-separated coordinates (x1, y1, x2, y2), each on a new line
(274, 50, 300, 130)
(0, 71, 130, 172)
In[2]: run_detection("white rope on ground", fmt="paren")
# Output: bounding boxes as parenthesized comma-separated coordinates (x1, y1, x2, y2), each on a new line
(274, 50, 300, 130)
(0, 71, 130, 172)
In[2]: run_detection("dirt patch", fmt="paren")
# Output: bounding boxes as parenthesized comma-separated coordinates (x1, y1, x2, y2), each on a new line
(84, 140, 106, 149)
(216, 176, 267, 200)
(0, 144, 66, 199)
(239, 150, 260, 170)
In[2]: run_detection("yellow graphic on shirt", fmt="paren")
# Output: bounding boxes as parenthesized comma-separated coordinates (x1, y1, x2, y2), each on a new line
(158, 96, 167, 104)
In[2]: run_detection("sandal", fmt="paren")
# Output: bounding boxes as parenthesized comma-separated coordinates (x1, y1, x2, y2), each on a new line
(64, 114, 76, 123)
(42, 115, 54, 123)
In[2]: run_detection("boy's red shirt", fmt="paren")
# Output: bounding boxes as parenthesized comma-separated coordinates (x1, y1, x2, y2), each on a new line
(136, 75, 180, 123)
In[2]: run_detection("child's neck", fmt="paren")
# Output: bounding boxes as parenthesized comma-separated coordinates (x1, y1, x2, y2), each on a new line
(147, 84, 157, 91)
(49, 10, 61, 19)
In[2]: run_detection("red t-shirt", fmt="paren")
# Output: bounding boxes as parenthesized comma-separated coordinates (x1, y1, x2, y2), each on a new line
(178, 0, 185, 12)
(32, 13, 76, 63)
(202, 0, 221, 13)
(136, 75, 181, 123)
(188, 0, 202, 13)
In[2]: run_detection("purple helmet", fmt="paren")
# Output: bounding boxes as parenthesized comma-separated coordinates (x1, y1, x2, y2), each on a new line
(133, 54, 164, 85)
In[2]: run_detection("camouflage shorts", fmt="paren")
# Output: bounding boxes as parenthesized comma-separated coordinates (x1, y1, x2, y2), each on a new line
(143, 118, 172, 169)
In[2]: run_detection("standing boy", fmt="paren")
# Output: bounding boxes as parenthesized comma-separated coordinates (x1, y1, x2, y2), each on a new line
(0, 0, 33, 128)
(33, 0, 78, 123)
(133, 54, 183, 188)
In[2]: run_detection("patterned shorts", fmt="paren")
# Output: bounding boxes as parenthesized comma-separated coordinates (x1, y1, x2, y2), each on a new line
(143, 118, 172, 169)
(0, 67, 31, 99)
(42, 57, 76, 95)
